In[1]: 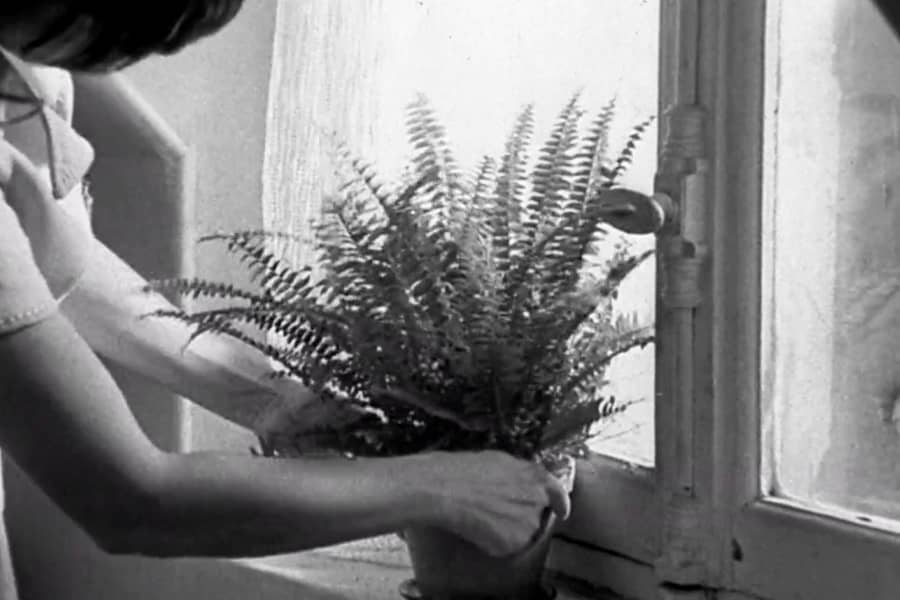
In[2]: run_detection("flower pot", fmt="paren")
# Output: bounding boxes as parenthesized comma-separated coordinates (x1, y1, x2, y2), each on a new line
(403, 518, 556, 599)
(402, 457, 575, 599)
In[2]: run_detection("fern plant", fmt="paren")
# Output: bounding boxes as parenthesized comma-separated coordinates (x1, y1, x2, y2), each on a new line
(150, 93, 655, 464)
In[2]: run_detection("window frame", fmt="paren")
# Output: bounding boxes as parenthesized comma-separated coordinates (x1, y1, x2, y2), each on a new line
(553, 0, 712, 593)
(558, 3, 900, 600)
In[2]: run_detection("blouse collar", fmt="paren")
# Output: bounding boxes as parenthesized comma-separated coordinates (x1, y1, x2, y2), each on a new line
(0, 50, 94, 200)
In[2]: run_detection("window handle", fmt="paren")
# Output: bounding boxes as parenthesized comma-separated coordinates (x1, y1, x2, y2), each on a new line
(595, 187, 675, 235)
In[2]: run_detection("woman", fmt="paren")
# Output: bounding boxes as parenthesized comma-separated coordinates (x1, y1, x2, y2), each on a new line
(0, 0, 569, 589)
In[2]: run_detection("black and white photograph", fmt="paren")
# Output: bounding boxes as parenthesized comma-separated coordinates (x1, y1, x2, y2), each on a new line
(0, 1, 897, 599)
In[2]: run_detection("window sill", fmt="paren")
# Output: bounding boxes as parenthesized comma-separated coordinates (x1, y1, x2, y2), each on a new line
(234, 537, 617, 600)
(556, 454, 658, 563)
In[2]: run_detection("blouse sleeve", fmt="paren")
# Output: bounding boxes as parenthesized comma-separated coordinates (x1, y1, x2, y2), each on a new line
(0, 196, 57, 336)
(0, 57, 95, 336)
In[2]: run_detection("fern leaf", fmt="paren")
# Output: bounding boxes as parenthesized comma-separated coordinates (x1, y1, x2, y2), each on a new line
(511, 92, 584, 306)
(405, 94, 465, 220)
(560, 329, 654, 401)
(603, 115, 656, 187)
(144, 277, 269, 305)
(497, 104, 536, 244)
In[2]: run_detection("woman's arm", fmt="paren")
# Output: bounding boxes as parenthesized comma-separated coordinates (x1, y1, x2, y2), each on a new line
(58, 235, 321, 438)
(0, 138, 569, 558)
(0, 312, 568, 558)
(59, 231, 365, 447)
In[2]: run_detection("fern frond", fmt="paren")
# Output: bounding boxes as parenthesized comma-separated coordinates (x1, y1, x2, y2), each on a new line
(571, 97, 617, 257)
(144, 277, 269, 305)
(558, 247, 655, 339)
(539, 398, 604, 450)
(603, 115, 656, 187)
(406, 94, 465, 220)
(516, 92, 583, 261)
(507, 92, 587, 309)
(497, 103, 535, 243)
(571, 96, 617, 206)
(197, 230, 321, 306)
(151, 308, 311, 381)
(560, 328, 654, 401)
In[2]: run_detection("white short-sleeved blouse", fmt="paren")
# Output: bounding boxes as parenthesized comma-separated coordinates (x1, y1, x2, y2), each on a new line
(0, 49, 98, 599)
(0, 50, 95, 335)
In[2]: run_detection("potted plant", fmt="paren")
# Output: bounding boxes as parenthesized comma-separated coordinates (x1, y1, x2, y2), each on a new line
(150, 93, 654, 599)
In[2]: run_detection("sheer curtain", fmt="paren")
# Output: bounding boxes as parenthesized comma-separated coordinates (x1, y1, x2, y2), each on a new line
(261, 0, 392, 266)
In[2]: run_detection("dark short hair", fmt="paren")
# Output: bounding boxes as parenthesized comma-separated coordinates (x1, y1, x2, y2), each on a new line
(874, 0, 900, 40)
(19, 1, 245, 70)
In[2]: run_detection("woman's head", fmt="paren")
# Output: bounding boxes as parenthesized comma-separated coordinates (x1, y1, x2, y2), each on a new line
(874, 0, 900, 40)
(0, 1, 244, 72)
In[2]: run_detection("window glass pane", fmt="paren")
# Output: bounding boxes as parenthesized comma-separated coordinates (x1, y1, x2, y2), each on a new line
(764, 0, 900, 523)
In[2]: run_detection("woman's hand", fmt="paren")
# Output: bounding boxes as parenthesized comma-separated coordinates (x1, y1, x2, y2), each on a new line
(251, 376, 369, 455)
(413, 450, 571, 557)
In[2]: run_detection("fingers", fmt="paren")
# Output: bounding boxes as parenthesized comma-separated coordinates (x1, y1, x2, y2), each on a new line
(544, 473, 571, 522)
(477, 512, 543, 558)
(491, 460, 571, 557)
(428, 451, 574, 558)
(501, 507, 554, 559)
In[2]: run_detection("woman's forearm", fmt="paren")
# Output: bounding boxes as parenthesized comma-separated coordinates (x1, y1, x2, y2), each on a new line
(60, 236, 305, 434)
(122, 452, 440, 558)
(0, 313, 446, 559)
